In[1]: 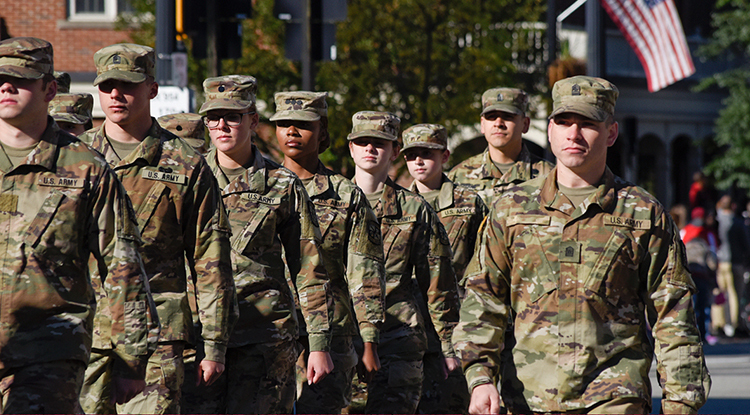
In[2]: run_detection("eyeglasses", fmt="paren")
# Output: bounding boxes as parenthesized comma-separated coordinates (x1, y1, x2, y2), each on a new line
(203, 112, 254, 128)
(404, 149, 440, 161)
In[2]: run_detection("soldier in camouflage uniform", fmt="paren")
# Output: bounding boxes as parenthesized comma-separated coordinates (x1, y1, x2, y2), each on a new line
(447, 87, 553, 207)
(401, 123, 487, 414)
(0, 37, 158, 413)
(180, 76, 334, 414)
(79, 43, 236, 414)
(49, 92, 94, 136)
(348, 111, 460, 414)
(270, 91, 386, 414)
(158, 112, 209, 154)
(454, 76, 711, 414)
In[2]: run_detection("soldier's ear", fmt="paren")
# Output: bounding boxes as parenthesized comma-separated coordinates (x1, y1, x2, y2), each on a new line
(442, 149, 450, 164)
(148, 82, 158, 100)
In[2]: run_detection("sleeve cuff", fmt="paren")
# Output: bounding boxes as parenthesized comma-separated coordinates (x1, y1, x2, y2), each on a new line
(441, 340, 456, 358)
(359, 324, 379, 344)
(662, 400, 698, 414)
(465, 364, 495, 392)
(202, 341, 227, 365)
(307, 333, 331, 352)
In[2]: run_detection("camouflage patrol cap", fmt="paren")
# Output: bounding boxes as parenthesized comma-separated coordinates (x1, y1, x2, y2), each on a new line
(550, 76, 619, 122)
(93, 43, 155, 86)
(0, 37, 53, 80)
(157, 113, 205, 140)
(481, 87, 528, 116)
(54, 71, 71, 93)
(348, 111, 401, 142)
(269, 91, 328, 122)
(49, 93, 94, 124)
(199, 75, 257, 114)
(402, 123, 448, 151)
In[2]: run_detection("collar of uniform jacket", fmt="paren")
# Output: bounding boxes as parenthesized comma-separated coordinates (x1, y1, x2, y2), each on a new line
(540, 166, 618, 217)
(0, 117, 59, 173)
(408, 174, 455, 211)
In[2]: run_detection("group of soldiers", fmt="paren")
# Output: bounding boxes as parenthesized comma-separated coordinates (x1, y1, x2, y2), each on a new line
(0, 33, 711, 415)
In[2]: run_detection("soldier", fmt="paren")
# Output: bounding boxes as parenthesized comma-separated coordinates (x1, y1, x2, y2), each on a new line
(270, 91, 386, 414)
(0, 37, 157, 412)
(401, 123, 487, 414)
(79, 43, 236, 414)
(158, 112, 209, 154)
(347, 111, 460, 413)
(49, 92, 94, 135)
(54, 70, 70, 93)
(448, 87, 553, 207)
(454, 76, 711, 414)
(181, 76, 334, 414)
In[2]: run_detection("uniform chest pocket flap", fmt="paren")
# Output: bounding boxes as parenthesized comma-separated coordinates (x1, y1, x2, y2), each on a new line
(313, 199, 348, 239)
(381, 215, 416, 260)
(507, 215, 558, 305)
(24, 191, 67, 249)
(134, 181, 169, 234)
(583, 228, 640, 306)
(231, 199, 274, 254)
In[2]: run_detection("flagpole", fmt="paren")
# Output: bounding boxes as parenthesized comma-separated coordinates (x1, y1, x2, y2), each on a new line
(586, 0, 605, 77)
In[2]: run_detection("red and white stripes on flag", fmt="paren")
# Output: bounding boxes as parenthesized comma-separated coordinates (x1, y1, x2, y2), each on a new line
(600, 0, 695, 92)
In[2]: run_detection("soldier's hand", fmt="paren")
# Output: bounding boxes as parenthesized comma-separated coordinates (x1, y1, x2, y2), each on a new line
(358, 342, 381, 383)
(111, 377, 145, 405)
(443, 356, 461, 378)
(196, 359, 225, 386)
(469, 383, 500, 414)
(307, 350, 333, 384)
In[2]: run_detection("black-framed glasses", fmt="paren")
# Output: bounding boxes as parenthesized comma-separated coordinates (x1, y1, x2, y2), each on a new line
(203, 112, 254, 128)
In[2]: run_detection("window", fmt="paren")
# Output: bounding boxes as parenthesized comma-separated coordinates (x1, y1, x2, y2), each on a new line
(68, 0, 133, 22)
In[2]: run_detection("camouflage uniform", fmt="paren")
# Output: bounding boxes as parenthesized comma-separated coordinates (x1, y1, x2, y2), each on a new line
(49, 93, 94, 125)
(268, 92, 386, 414)
(79, 44, 235, 415)
(180, 77, 333, 414)
(454, 77, 711, 414)
(157, 113, 209, 155)
(348, 112, 460, 414)
(0, 36, 157, 414)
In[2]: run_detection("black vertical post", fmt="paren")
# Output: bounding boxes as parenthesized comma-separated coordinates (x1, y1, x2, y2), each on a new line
(207, 1, 220, 77)
(586, 0, 605, 77)
(546, 0, 557, 67)
(302, 0, 313, 90)
(156, 0, 175, 84)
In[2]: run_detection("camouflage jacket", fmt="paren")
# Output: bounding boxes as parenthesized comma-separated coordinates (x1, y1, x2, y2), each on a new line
(447, 145, 553, 206)
(454, 167, 711, 413)
(206, 146, 332, 352)
(369, 178, 459, 359)
(80, 120, 235, 363)
(0, 120, 158, 378)
(409, 174, 488, 285)
(300, 162, 385, 343)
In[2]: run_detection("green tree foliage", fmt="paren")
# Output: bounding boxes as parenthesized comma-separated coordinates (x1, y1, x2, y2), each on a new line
(697, 0, 750, 190)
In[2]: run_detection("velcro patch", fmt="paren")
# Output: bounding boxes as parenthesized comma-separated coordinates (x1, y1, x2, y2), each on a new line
(603, 214, 651, 230)
(506, 215, 551, 226)
(141, 169, 188, 185)
(0, 194, 18, 213)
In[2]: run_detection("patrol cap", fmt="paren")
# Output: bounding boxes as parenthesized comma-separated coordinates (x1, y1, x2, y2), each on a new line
(93, 43, 155, 86)
(199, 75, 257, 114)
(348, 111, 400, 143)
(269, 91, 328, 122)
(0, 37, 54, 80)
(550, 76, 619, 122)
(481, 87, 528, 116)
(157, 113, 205, 140)
(49, 93, 94, 125)
(54, 71, 71, 93)
(401, 123, 447, 151)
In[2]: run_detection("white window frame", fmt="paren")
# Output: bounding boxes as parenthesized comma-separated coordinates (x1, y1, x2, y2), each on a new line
(68, 0, 119, 22)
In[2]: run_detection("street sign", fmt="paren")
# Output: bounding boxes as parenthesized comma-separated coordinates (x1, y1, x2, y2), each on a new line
(151, 86, 193, 117)
(172, 52, 188, 87)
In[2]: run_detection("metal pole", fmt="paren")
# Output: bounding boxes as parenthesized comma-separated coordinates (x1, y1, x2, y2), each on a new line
(546, 0, 557, 66)
(207, 1, 220, 77)
(155, 0, 174, 85)
(586, 0, 604, 77)
(302, 0, 312, 90)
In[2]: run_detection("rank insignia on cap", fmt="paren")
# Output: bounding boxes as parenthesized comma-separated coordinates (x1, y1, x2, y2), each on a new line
(572, 84, 581, 96)
(113, 55, 121, 64)
(497, 93, 504, 101)
(218, 86, 225, 92)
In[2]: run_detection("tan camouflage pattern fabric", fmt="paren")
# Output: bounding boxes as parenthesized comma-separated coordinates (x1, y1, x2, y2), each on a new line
(295, 335, 358, 413)
(454, 167, 711, 414)
(93, 43, 155, 86)
(199, 75, 257, 113)
(409, 175, 488, 287)
(348, 111, 400, 142)
(448, 145, 553, 207)
(550, 75, 619, 122)
(206, 144, 332, 351)
(401, 123, 448, 151)
(480, 87, 528, 116)
(0, 120, 157, 376)
(54, 71, 71, 93)
(269, 91, 328, 122)
(1, 360, 86, 413)
(49, 93, 93, 125)
(157, 113, 208, 154)
(79, 120, 235, 361)
(117, 342, 185, 414)
(0, 37, 53, 79)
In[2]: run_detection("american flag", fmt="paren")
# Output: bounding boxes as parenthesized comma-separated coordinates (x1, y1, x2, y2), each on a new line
(600, 0, 695, 92)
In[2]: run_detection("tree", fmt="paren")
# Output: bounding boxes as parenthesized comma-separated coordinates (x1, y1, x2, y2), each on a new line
(697, 0, 750, 191)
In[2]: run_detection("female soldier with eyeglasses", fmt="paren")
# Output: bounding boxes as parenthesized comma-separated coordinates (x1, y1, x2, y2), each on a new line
(181, 75, 334, 414)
